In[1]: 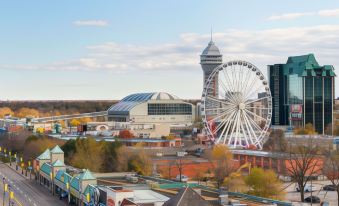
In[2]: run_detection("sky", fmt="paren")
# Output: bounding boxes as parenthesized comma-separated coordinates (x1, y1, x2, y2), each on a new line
(1, 0, 339, 100)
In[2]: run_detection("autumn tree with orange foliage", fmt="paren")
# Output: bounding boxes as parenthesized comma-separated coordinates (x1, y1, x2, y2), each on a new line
(116, 145, 152, 175)
(119, 130, 134, 138)
(0, 107, 14, 118)
(294, 123, 317, 135)
(23, 136, 65, 160)
(70, 137, 104, 172)
(208, 144, 234, 188)
(15, 108, 40, 118)
(70, 119, 81, 127)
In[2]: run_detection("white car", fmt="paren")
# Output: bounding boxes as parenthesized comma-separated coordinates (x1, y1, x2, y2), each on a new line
(175, 175, 188, 182)
(296, 184, 316, 192)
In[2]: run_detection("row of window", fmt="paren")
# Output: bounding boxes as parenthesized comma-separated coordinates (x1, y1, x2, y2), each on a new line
(148, 103, 192, 115)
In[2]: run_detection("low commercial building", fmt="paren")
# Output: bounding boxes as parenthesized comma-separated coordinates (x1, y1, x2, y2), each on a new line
(232, 149, 323, 178)
(35, 145, 98, 206)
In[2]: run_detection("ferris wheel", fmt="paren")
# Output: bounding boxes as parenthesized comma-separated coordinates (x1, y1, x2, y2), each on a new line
(201, 60, 272, 150)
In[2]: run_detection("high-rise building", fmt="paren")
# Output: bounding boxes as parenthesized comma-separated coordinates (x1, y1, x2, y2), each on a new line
(268, 54, 335, 134)
(200, 39, 222, 97)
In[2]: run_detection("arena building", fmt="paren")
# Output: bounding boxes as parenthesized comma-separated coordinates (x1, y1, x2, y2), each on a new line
(107, 92, 196, 125)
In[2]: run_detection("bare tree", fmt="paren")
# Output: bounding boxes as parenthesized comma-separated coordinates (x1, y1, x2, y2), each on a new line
(323, 150, 339, 206)
(286, 139, 322, 202)
(175, 157, 185, 182)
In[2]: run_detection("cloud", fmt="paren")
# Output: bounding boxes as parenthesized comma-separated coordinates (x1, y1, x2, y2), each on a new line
(318, 9, 339, 17)
(2, 25, 339, 78)
(268, 8, 339, 20)
(73, 20, 108, 27)
(268, 12, 315, 21)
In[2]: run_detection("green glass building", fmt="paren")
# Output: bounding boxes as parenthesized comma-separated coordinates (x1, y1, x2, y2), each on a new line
(268, 54, 335, 134)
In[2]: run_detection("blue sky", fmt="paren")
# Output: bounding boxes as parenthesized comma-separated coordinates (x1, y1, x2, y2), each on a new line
(1, 0, 339, 100)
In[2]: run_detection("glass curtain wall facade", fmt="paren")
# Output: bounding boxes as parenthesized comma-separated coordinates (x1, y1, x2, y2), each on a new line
(268, 54, 335, 134)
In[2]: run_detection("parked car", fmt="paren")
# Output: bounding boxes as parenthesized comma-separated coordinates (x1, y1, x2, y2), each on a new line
(323, 184, 336, 191)
(194, 148, 204, 157)
(304, 196, 320, 203)
(175, 175, 188, 182)
(295, 184, 316, 192)
(153, 173, 162, 178)
(60, 191, 68, 199)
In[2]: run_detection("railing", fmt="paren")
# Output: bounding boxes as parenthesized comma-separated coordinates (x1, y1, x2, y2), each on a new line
(197, 185, 292, 206)
(31, 111, 108, 123)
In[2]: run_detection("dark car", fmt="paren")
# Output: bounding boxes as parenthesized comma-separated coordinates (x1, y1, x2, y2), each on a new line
(304, 196, 320, 203)
(323, 184, 336, 191)
(193, 148, 204, 157)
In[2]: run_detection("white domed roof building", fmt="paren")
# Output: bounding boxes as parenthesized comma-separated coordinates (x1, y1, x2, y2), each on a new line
(107, 92, 195, 124)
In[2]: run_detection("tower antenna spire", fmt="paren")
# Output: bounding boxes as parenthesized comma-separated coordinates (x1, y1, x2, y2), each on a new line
(210, 26, 213, 42)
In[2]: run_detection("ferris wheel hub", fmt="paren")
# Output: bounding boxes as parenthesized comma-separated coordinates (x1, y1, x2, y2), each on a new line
(238, 103, 245, 110)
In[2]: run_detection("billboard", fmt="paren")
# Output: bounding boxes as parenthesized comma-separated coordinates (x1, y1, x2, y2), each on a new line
(290, 104, 303, 120)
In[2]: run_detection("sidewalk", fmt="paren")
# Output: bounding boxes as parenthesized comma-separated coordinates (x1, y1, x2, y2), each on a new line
(5, 162, 35, 181)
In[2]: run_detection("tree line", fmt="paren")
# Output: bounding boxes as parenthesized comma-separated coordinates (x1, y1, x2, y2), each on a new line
(0, 100, 117, 118)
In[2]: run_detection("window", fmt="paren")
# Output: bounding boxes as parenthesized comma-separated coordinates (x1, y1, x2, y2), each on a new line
(148, 103, 192, 115)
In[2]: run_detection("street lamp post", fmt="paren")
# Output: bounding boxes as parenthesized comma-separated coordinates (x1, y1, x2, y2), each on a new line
(28, 161, 32, 180)
(8, 152, 11, 166)
(8, 185, 13, 206)
(15, 154, 18, 171)
(2, 178, 6, 206)
(50, 172, 53, 195)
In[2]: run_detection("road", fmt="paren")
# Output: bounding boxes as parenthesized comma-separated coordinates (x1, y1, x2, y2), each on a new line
(0, 162, 66, 206)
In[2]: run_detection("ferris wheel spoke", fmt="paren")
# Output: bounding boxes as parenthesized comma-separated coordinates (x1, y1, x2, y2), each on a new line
(216, 110, 236, 144)
(206, 95, 235, 106)
(234, 111, 242, 148)
(221, 67, 234, 90)
(219, 78, 238, 104)
(221, 110, 238, 145)
(245, 111, 265, 134)
(245, 107, 271, 110)
(244, 108, 268, 123)
(244, 112, 258, 143)
(245, 96, 270, 105)
(213, 110, 235, 134)
(243, 72, 258, 98)
(225, 90, 241, 105)
(227, 111, 240, 147)
(231, 65, 238, 93)
(235, 65, 242, 94)
(205, 106, 234, 111)
(241, 111, 254, 145)
(239, 65, 245, 91)
(244, 80, 265, 101)
(240, 66, 252, 98)
(239, 113, 250, 147)
(222, 66, 236, 93)
(207, 107, 236, 123)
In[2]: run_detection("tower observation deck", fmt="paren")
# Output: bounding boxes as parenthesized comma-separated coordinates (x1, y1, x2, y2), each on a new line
(200, 40, 223, 97)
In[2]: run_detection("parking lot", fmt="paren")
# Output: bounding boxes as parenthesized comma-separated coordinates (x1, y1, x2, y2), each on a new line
(284, 180, 338, 205)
